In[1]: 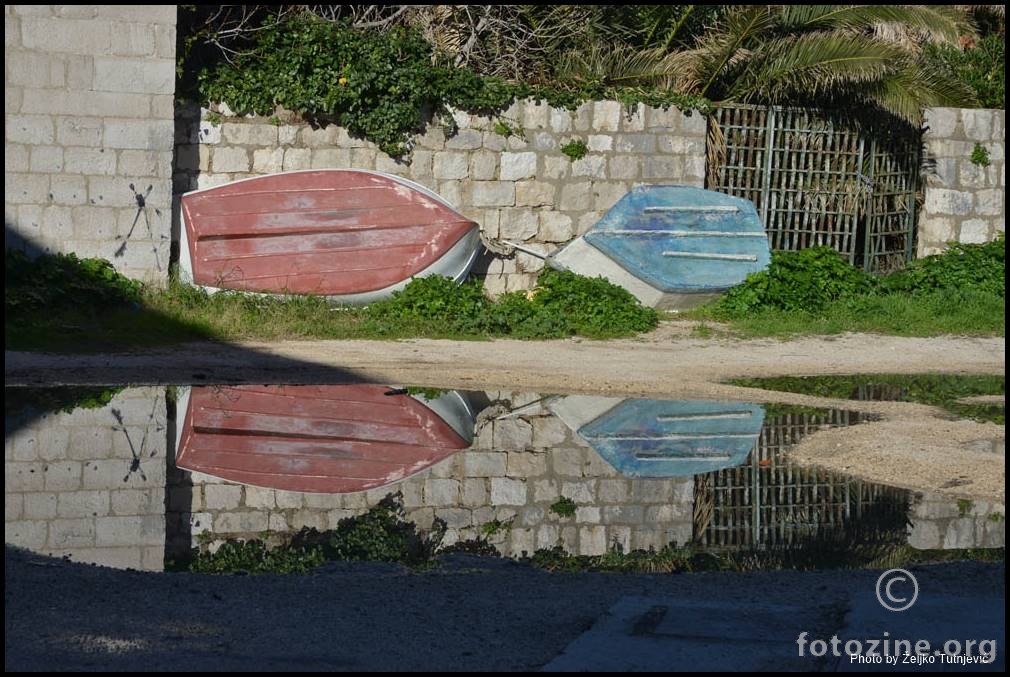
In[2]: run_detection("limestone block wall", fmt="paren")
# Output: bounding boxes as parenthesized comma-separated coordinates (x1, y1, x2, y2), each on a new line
(4, 387, 167, 570)
(165, 391, 694, 559)
(907, 493, 1005, 550)
(173, 100, 708, 294)
(918, 107, 1005, 256)
(4, 5, 176, 281)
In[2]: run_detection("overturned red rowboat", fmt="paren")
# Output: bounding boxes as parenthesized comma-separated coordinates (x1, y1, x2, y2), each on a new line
(174, 385, 476, 493)
(179, 170, 482, 304)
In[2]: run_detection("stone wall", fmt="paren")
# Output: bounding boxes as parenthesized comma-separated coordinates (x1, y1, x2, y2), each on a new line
(166, 391, 695, 559)
(907, 493, 1005, 550)
(4, 5, 176, 282)
(918, 107, 1005, 256)
(173, 100, 707, 294)
(4, 388, 168, 570)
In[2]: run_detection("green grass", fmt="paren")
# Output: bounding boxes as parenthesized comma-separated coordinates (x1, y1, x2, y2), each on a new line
(685, 288, 1004, 338)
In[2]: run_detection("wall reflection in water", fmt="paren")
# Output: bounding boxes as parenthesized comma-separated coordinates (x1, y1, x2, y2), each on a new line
(4, 385, 1005, 571)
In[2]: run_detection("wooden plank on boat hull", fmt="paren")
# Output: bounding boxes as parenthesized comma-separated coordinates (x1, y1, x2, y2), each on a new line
(181, 170, 479, 297)
(176, 385, 473, 493)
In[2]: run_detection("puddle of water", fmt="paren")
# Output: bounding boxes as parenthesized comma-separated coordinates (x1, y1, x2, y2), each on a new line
(4, 385, 1004, 573)
(728, 374, 1005, 424)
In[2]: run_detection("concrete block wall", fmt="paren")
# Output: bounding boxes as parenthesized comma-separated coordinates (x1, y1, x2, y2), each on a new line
(5, 5, 176, 281)
(166, 390, 695, 558)
(907, 493, 1005, 550)
(5, 387, 167, 570)
(918, 107, 1005, 256)
(173, 100, 707, 294)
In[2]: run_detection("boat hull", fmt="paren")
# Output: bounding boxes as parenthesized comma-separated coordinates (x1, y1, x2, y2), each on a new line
(550, 396, 764, 477)
(552, 185, 770, 309)
(174, 385, 475, 493)
(179, 170, 481, 304)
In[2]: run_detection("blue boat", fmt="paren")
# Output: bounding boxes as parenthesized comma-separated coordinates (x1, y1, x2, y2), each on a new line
(547, 185, 771, 309)
(549, 396, 765, 478)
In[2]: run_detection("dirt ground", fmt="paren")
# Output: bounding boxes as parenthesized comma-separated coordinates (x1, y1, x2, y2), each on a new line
(5, 324, 1005, 502)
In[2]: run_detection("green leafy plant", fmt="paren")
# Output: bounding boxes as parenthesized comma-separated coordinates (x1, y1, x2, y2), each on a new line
(713, 247, 873, 317)
(923, 33, 1004, 109)
(492, 118, 523, 139)
(560, 138, 588, 161)
(880, 235, 1004, 298)
(479, 518, 513, 537)
(970, 142, 991, 167)
(957, 499, 975, 517)
(5, 249, 142, 315)
(549, 496, 577, 518)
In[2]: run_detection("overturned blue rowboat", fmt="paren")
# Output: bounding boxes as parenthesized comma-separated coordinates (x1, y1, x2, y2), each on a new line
(548, 396, 765, 477)
(506, 185, 771, 310)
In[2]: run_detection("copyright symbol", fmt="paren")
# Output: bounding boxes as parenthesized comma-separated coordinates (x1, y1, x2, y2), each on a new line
(876, 568, 918, 612)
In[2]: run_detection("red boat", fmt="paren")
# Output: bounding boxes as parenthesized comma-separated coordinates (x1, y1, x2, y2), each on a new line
(174, 385, 476, 493)
(179, 170, 482, 304)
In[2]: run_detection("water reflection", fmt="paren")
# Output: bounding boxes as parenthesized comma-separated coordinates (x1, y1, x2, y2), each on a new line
(4, 386, 1004, 572)
(175, 385, 478, 494)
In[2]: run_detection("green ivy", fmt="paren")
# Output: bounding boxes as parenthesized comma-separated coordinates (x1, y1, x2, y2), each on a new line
(560, 139, 589, 161)
(365, 269, 658, 339)
(970, 142, 991, 167)
(923, 34, 1004, 109)
(194, 14, 707, 157)
(549, 496, 577, 518)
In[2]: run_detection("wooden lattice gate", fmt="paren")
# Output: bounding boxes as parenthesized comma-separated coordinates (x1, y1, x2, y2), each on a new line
(708, 104, 921, 273)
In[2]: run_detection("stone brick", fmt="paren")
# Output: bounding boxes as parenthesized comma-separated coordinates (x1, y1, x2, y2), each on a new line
(462, 478, 488, 507)
(494, 419, 534, 450)
(303, 493, 343, 510)
(111, 489, 161, 516)
(559, 181, 591, 211)
(531, 132, 558, 152)
(561, 480, 595, 504)
(45, 461, 82, 491)
(579, 525, 607, 556)
(550, 108, 572, 133)
(592, 182, 628, 212)
(603, 505, 645, 524)
(615, 134, 656, 154)
(543, 156, 570, 180)
(683, 156, 705, 185)
(509, 527, 536, 556)
(438, 508, 472, 529)
(5, 521, 48, 549)
(214, 511, 269, 535)
(5, 51, 63, 87)
(22, 90, 151, 118)
(5, 143, 29, 172)
(587, 135, 613, 152)
(500, 152, 538, 181)
(223, 123, 279, 146)
(551, 448, 585, 477)
(21, 17, 111, 53)
(499, 208, 538, 240)
(50, 518, 95, 548)
(68, 425, 113, 460)
(252, 148, 284, 173)
(515, 180, 556, 207)
(643, 156, 684, 180)
(117, 149, 162, 177)
(445, 129, 482, 150)
(621, 104, 646, 132)
(103, 119, 174, 151)
(924, 188, 972, 216)
(6, 493, 24, 521)
(462, 451, 507, 477)
(572, 156, 606, 178)
(24, 492, 58, 519)
(530, 479, 558, 503)
(57, 490, 110, 518)
(598, 479, 629, 504)
(975, 189, 1003, 216)
(576, 506, 601, 524)
(517, 246, 548, 273)
(424, 478, 460, 505)
(108, 22, 156, 57)
(7, 114, 54, 144)
(197, 118, 222, 144)
(631, 479, 671, 503)
(433, 151, 469, 180)
(464, 152, 496, 181)
(609, 156, 641, 180)
(204, 484, 243, 510)
(506, 451, 547, 477)
(97, 6, 177, 22)
(9, 429, 38, 461)
(593, 101, 621, 132)
(961, 109, 993, 140)
(960, 219, 990, 243)
(536, 524, 559, 549)
(211, 148, 249, 173)
(283, 148, 312, 171)
(538, 212, 574, 243)
(65, 147, 116, 175)
(490, 477, 527, 505)
(292, 510, 328, 531)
